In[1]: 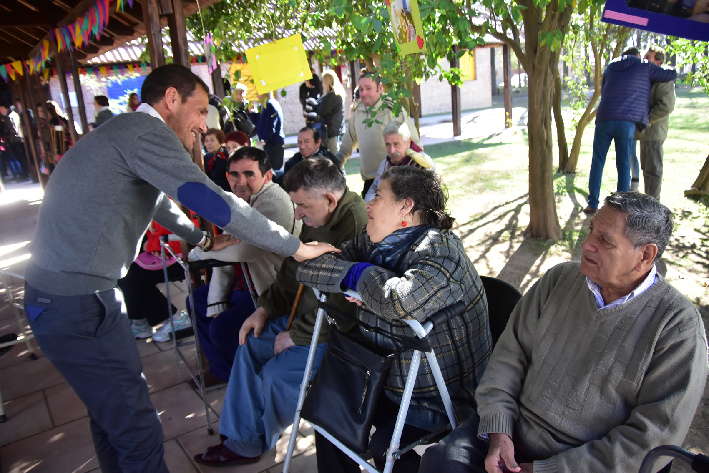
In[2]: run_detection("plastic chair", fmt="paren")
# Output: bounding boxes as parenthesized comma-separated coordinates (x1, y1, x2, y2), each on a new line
(283, 289, 468, 473)
(480, 276, 522, 344)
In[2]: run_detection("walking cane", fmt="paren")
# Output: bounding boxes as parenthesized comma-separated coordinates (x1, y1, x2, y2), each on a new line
(286, 284, 306, 330)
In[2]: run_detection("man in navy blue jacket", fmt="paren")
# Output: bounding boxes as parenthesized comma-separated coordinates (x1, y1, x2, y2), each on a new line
(584, 48, 676, 215)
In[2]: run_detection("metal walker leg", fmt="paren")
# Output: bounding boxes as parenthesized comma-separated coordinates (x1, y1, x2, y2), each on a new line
(160, 238, 215, 435)
(283, 290, 328, 473)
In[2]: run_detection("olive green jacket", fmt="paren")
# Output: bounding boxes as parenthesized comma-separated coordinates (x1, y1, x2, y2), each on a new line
(635, 81, 675, 142)
(257, 189, 368, 345)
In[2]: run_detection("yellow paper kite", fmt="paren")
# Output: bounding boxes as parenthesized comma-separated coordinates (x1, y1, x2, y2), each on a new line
(244, 34, 312, 95)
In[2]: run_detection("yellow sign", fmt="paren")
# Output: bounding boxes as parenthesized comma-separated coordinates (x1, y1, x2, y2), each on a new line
(244, 34, 312, 95)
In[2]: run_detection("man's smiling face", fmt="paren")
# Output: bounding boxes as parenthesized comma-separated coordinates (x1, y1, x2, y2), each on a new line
(165, 86, 209, 152)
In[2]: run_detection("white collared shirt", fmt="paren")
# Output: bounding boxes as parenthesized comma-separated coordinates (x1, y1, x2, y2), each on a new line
(586, 265, 658, 310)
(135, 103, 165, 123)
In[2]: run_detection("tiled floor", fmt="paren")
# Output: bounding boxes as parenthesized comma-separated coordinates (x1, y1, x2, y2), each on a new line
(0, 181, 319, 473)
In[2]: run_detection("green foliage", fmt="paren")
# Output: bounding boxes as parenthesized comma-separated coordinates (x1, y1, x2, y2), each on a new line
(666, 38, 709, 96)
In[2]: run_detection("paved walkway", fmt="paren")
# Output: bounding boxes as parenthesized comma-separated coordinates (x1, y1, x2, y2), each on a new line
(0, 95, 531, 472)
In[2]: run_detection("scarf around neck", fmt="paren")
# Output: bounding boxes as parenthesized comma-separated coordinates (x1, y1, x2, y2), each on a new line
(369, 225, 431, 271)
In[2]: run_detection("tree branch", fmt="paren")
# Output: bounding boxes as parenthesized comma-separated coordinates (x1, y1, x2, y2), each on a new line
(457, 6, 527, 66)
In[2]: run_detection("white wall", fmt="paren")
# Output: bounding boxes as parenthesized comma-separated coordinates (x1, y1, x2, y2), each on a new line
(419, 46, 492, 116)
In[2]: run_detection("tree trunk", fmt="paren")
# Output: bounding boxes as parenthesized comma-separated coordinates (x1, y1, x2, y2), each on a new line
(526, 60, 562, 241)
(553, 70, 569, 172)
(685, 155, 709, 197)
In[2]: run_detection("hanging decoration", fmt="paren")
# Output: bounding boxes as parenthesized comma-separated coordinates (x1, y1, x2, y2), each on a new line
(205, 33, 217, 74)
(389, 0, 426, 55)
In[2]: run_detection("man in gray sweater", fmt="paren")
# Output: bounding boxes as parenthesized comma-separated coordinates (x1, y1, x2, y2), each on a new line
(419, 192, 708, 473)
(23, 65, 336, 473)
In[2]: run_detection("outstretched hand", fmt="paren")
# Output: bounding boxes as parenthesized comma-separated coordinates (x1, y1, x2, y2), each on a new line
(486, 433, 522, 473)
(292, 241, 341, 262)
(345, 295, 363, 306)
(212, 234, 240, 251)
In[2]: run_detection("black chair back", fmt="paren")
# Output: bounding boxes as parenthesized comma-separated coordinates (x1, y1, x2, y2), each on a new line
(480, 276, 522, 345)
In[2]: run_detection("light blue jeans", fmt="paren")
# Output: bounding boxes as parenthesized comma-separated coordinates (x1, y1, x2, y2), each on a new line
(587, 120, 635, 209)
(219, 314, 326, 457)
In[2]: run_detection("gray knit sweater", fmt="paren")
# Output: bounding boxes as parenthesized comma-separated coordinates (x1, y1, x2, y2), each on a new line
(476, 261, 708, 473)
(26, 112, 300, 296)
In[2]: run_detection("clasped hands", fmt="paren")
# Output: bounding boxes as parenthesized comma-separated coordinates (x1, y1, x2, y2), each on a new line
(486, 433, 533, 473)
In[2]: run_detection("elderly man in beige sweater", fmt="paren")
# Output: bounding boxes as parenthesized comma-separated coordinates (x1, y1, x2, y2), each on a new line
(186, 146, 301, 385)
(335, 70, 422, 198)
(419, 192, 708, 473)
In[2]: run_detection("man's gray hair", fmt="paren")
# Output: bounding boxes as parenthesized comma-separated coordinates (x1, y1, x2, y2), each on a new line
(283, 157, 346, 195)
(649, 46, 666, 64)
(603, 192, 674, 261)
(383, 121, 411, 141)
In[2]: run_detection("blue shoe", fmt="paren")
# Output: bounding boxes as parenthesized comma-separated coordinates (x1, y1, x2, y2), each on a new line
(153, 311, 192, 342)
(131, 319, 153, 339)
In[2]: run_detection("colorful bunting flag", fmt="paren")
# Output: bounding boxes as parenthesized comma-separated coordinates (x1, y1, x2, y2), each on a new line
(43, 69, 50, 80)
(0, 65, 7, 82)
(127, 64, 134, 74)
(7, 67, 15, 81)
(99, 66, 108, 76)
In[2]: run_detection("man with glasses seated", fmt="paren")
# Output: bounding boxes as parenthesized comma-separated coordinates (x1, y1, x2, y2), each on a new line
(419, 192, 708, 473)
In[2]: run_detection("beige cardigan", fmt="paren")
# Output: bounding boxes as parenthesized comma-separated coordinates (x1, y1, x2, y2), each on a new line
(190, 181, 301, 316)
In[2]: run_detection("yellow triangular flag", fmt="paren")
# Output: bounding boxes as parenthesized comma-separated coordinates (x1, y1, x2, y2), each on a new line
(12, 61, 22, 74)
(127, 64, 134, 74)
(99, 66, 108, 76)
(43, 69, 49, 80)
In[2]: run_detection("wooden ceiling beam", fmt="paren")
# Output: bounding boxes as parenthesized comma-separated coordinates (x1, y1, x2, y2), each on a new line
(0, 14, 57, 28)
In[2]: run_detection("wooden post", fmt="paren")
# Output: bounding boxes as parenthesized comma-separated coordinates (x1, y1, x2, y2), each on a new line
(68, 48, 90, 135)
(27, 74, 53, 176)
(54, 54, 78, 144)
(490, 46, 498, 96)
(450, 47, 462, 137)
(211, 67, 225, 99)
(17, 76, 43, 185)
(167, 0, 190, 66)
(503, 44, 512, 128)
(142, 0, 166, 68)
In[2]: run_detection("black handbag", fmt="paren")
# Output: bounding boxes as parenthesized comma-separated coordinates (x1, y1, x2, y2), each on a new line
(300, 301, 430, 454)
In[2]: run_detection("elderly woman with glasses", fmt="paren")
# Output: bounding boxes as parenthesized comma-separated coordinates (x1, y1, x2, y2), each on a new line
(296, 166, 492, 473)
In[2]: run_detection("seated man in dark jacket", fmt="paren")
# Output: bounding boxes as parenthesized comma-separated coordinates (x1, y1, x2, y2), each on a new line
(275, 127, 339, 187)
(585, 48, 676, 214)
(194, 158, 368, 467)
